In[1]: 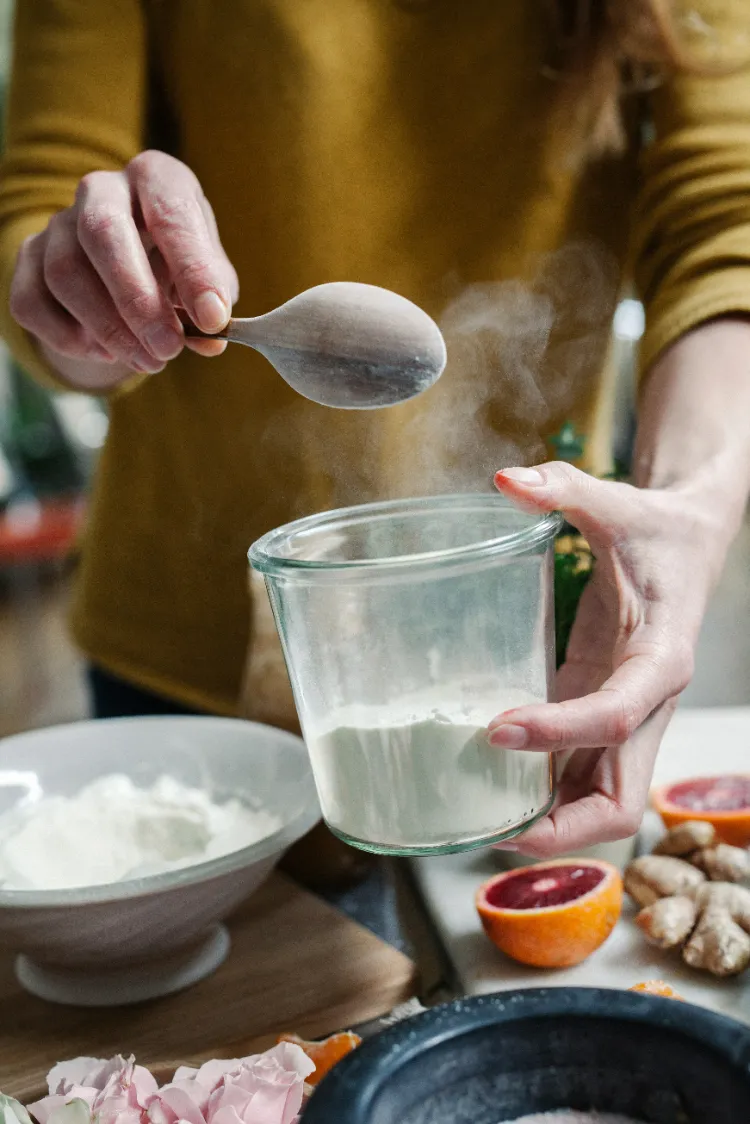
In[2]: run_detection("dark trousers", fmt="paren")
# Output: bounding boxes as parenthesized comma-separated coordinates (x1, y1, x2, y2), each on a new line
(88, 664, 203, 718)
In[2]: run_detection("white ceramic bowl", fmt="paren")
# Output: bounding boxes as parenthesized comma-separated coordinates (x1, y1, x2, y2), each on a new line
(0, 716, 320, 1007)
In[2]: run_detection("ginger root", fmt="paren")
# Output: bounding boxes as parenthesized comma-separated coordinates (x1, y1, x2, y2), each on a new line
(626, 823, 750, 977)
(624, 855, 705, 908)
(639, 822, 749, 885)
(691, 843, 750, 883)
(653, 821, 717, 857)
(636, 895, 698, 950)
(682, 884, 750, 977)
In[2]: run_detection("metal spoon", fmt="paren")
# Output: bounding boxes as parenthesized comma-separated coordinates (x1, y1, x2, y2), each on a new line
(183, 281, 447, 409)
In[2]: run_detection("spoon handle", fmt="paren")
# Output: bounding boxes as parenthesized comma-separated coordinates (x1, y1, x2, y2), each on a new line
(183, 318, 260, 346)
(183, 322, 226, 341)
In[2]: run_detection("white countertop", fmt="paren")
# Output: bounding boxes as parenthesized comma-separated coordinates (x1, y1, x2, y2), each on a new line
(412, 707, 750, 1024)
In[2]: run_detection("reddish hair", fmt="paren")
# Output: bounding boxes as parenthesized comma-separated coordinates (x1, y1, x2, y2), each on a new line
(548, 1, 726, 156)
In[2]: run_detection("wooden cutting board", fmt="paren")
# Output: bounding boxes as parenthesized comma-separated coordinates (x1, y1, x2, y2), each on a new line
(0, 872, 418, 1100)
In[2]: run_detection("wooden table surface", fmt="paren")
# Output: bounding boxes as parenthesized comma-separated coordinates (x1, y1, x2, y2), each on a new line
(0, 872, 418, 1101)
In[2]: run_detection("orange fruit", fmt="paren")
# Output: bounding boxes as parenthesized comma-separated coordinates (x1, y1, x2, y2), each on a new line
(476, 859, 622, 968)
(652, 775, 750, 847)
(277, 1031, 361, 1085)
(629, 980, 684, 1001)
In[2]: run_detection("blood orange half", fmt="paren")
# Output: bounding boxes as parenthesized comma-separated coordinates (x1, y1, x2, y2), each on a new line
(629, 980, 684, 1001)
(277, 1031, 361, 1085)
(476, 859, 622, 968)
(652, 775, 750, 847)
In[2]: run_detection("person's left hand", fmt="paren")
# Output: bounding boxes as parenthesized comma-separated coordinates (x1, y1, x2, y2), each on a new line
(489, 461, 720, 857)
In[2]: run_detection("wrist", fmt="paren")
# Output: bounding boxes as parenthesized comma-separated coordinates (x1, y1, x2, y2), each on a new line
(660, 470, 746, 589)
(634, 317, 750, 565)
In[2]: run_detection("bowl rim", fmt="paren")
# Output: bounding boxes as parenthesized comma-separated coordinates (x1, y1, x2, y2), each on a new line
(0, 715, 320, 908)
(303, 987, 750, 1122)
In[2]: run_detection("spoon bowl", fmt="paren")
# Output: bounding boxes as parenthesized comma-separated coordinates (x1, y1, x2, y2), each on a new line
(185, 281, 447, 409)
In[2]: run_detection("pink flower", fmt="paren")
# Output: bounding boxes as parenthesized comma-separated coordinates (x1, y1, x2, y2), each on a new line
(28, 1043, 314, 1124)
(207, 1045, 314, 1124)
(29, 1057, 157, 1124)
(150, 1061, 242, 1123)
(91, 1057, 157, 1124)
(148, 1044, 314, 1124)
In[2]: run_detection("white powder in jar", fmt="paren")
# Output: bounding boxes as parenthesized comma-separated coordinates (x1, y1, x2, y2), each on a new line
(307, 684, 552, 850)
(0, 774, 282, 890)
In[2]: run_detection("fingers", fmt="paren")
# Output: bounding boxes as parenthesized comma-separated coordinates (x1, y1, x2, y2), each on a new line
(10, 154, 238, 376)
(184, 337, 228, 357)
(10, 232, 93, 358)
(505, 787, 634, 858)
(44, 211, 165, 373)
(199, 194, 239, 304)
(488, 638, 692, 754)
(494, 461, 644, 546)
(173, 304, 227, 357)
(503, 704, 673, 859)
(76, 169, 183, 363)
(128, 150, 233, 333)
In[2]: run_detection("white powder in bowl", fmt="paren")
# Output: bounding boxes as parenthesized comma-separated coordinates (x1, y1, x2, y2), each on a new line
(0, 774, 282, 890)
(511, 1115, 643, 1123)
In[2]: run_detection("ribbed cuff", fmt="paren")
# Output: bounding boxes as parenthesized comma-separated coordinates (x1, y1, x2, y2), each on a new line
(640, 269, 750, 383)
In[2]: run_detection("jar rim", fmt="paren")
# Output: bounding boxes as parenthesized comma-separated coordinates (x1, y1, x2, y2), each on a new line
(248, 493, 562, 579)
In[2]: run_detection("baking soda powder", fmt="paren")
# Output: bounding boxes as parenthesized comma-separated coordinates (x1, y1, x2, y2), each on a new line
(0, 774, 281, 890)
(308, 685, 552, 850)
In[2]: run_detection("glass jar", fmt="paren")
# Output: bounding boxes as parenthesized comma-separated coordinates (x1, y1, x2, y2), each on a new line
(249, 494, 560, 856)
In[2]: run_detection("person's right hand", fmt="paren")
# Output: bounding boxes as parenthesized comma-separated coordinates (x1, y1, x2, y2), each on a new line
(10, 149, 239, 389)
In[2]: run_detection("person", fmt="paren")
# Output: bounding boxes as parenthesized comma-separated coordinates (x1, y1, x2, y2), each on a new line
(1, 0, 750, 866)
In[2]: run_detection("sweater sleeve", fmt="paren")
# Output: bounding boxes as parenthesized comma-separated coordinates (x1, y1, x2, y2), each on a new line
(0, 0, 147, 390)
(632, 0, 750, 378)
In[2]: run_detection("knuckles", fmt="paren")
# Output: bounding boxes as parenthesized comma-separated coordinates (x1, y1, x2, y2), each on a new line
(612, 805, 643, 840)
(128, 149, 191, 182)
(76, 203, 124, 248)
(116, 287, 164, 327)
(9, 250, 39, 327)
(9, 281, 37, 327)
(604, 693, 642, 746)
(666, 640, 695, 696)
(75, 169, 116, 202)
(144, 192, 202, 240)
(543, 460, 580, 487)
(128, 150, 201, 212)
(43, 243, 79, 293)
(95, 320, 136, 356)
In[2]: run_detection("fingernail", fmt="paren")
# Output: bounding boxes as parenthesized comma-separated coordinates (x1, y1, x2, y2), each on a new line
(496, 467, 544, 486)
(493, 842, 519, 852)
(185, 338, 228, 357)
(488, 724, 529, 750)
(488, 713, 516, 731)
(144, 324, 183, 361)
(133, 353, 164, 375)
(194, 291, 229, 333)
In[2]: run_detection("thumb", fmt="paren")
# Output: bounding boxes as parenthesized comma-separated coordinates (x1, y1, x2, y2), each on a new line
(494, 461, 634, 544)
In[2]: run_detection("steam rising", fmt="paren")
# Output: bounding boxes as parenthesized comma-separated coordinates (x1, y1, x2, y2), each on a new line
(252, 241, 618, 523)
(390, 240, 619, 497)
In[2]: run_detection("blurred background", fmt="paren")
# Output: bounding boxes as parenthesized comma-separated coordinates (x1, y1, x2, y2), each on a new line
(0, 0, 107, 735)
(0, 0, 747, 739)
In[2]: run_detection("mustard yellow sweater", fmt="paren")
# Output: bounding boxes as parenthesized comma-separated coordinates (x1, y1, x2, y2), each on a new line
(1, 0, 750, 714)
